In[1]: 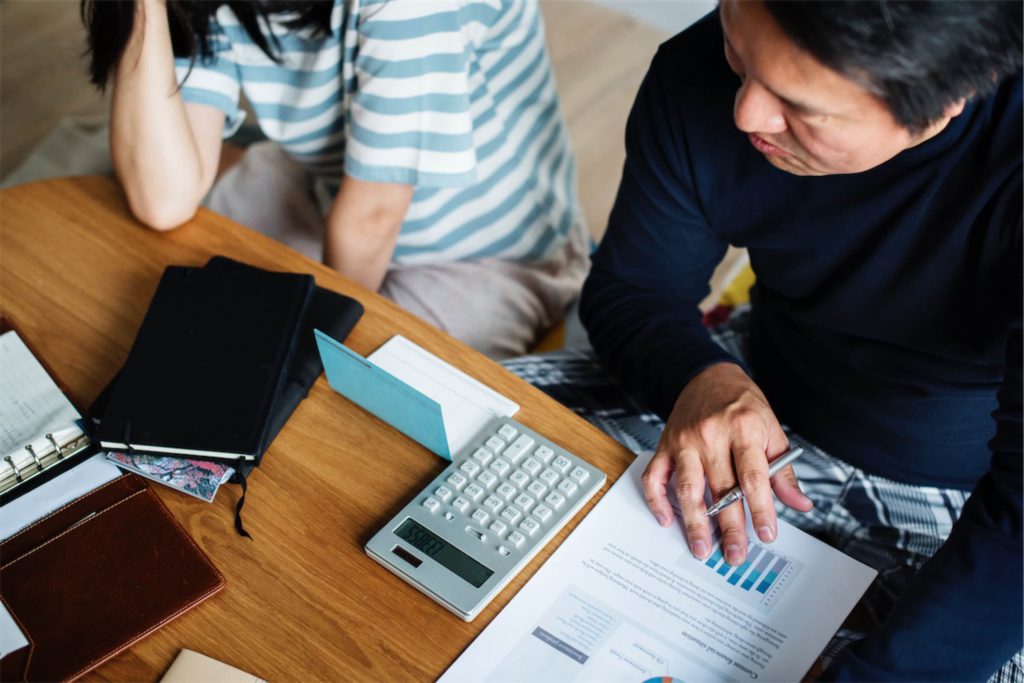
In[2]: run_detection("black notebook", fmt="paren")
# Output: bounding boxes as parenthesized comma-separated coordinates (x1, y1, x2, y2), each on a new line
(97, 262, 315, 461)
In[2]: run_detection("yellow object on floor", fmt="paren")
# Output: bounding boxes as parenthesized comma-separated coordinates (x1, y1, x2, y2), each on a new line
(719, 263, 756, 306)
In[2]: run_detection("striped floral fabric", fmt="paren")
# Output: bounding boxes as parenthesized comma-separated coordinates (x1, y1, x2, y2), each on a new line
(174, 0, 580, 265)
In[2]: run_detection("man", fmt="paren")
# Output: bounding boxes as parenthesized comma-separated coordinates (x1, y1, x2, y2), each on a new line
(579, 1, 1021, 680)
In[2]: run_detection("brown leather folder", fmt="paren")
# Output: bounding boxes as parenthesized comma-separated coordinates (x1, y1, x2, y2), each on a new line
(0, 474, 225, 682)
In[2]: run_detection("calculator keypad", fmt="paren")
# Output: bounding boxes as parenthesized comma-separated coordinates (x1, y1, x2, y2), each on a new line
(414, 418, 605, 566)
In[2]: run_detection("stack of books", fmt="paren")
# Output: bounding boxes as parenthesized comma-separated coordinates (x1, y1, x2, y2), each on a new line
(94, 257, 363, 505)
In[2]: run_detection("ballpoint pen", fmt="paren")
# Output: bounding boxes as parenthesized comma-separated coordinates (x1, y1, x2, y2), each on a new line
(703, 446, 805, 517)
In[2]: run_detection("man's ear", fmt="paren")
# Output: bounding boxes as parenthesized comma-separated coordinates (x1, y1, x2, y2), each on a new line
(944, 97, 968, 119)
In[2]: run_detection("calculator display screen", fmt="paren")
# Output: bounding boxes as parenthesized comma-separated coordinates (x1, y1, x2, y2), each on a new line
(394, 518, 493, 588)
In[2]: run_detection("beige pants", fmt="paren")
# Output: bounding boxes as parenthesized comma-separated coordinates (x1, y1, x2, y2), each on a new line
(206, 142, 589, 358)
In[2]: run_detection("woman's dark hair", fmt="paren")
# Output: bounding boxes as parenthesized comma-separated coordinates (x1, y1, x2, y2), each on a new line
(764, 0, 1023, 133)
(81, 1, 333, 90)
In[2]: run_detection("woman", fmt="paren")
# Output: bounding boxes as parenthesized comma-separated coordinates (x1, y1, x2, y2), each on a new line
(82, 0, 588, 357)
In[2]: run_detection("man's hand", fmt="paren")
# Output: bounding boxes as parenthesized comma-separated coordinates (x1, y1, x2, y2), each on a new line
(642, 362, 812, 565)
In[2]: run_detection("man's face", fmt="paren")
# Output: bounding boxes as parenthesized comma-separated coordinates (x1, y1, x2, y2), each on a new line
(719, 0, 956, 176)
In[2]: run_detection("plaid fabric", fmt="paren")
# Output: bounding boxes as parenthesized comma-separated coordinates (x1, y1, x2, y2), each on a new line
(500, 311, 1022, 681)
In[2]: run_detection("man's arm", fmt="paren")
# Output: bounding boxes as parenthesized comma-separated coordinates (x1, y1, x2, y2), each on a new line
(823, 230, 1024, 681)
(323, 175, 414, 291)
(581, 45, 811, 565)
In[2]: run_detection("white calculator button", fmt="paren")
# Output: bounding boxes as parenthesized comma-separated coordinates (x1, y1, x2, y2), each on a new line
(518, 518, 540, 536)
(569, 466, 590, 484)
(498, 424, 518, 441)
(434, 485, 454, 502)
(471, 448, 493, 466)
(483, 495, 504, 513)
(526, 480, 548, 498)
(552, 456, 572, 473)
(508, 469, 530, 488)
(476, 470, 499, 489)
(539, 468, 560, 486)
(497, 545, 512, 557)
(444, 511, 456, 521)
(521, 457, 543, 475)
(545, 491, 566, 510)
(459, 460, 481, 477)
(471, 509, 490, 526)
(557, 480, 579, 497)
(532, 504, 553, 523)
(452, 496, 471, 513)
(495, 482, 517, 500)
(489, 520, 508, 536)
(489, 458, 512, 476)
(500, 507, 522, 524)
(485, 436, 506, 453)
(533, 445, 555, 463)
(507, 531, 526, 548)
(463, 483, 485, 501)
(513, 493, 535, 512)
(422, 497, 441, 513)
(446, 472, 467, 490)
(503, 435, 535, 463)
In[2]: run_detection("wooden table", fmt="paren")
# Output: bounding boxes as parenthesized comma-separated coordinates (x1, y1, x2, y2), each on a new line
(0, 176, 634, 681)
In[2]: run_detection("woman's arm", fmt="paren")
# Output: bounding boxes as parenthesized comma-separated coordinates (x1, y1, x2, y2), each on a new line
(109, 0, 224, 230)
(323, 175, 414, 291)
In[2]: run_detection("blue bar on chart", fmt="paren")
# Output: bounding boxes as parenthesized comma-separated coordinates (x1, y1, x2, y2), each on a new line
(727, 545, 762, 586)
(741, 550, 775, 591)
(704, 527, 725, 569)
(756, 559, 788, 594)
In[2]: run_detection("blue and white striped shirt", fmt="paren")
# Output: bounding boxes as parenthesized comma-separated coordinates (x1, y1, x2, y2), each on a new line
(175, 0, 580, 265)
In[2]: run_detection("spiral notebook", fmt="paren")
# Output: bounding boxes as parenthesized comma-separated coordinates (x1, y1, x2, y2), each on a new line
(0, 325, 95, 504)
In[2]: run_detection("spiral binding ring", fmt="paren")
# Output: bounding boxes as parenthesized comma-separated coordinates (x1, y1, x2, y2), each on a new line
(25, 444, 44, 471)
(4, 456, 22, 482)
(46, 432, 64, 459)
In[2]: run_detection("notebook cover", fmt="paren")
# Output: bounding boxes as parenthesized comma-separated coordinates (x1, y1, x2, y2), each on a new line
(0, 474, 224, 682)
(205, 258, 365, 456)
(97, 264, 315, 460)
(314, 330, 451, 459)
(261, 286, 364, 451)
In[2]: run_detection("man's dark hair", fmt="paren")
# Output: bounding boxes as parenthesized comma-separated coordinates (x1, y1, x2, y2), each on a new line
(81, 1, 333, 90)
(764, 1, 1023, 133)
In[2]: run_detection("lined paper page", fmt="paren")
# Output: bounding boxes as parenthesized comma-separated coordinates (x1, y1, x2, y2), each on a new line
(0, 330, 80, 454)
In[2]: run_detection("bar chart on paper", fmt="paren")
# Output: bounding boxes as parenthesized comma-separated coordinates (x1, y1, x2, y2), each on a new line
(681, 527, 803, 613)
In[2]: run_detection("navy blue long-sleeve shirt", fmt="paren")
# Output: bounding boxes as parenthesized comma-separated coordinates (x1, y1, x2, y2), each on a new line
(581, 12, 1022, 681)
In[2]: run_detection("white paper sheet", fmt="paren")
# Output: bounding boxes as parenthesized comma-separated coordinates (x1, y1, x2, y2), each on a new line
(367, 335, 518, 455)
(0, 330, 81, 457)
(441, 452, 876, 682)
(0, 601, 28, 658)
(0, 454, 121, 542)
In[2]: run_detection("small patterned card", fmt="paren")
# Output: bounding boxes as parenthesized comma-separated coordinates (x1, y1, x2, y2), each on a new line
(105, 452, 234, 502)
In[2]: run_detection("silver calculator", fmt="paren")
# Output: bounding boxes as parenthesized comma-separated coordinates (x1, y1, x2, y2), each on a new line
(366, 416, 606, 621)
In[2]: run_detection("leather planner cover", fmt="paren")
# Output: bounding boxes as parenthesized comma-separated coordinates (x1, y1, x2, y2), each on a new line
(0, 474, 224, 682)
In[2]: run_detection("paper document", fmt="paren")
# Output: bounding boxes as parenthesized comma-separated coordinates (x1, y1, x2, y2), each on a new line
(0, 600, 27, 659)
(0, 454, 121, 541)
(160, 649, 266, 683)
(367, 335, 519, 455)
(441, 452, 876, 682)
(0, 330, 81, 460)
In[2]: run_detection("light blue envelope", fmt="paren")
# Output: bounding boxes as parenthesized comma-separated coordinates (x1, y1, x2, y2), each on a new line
(314, 329, 452, 459)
